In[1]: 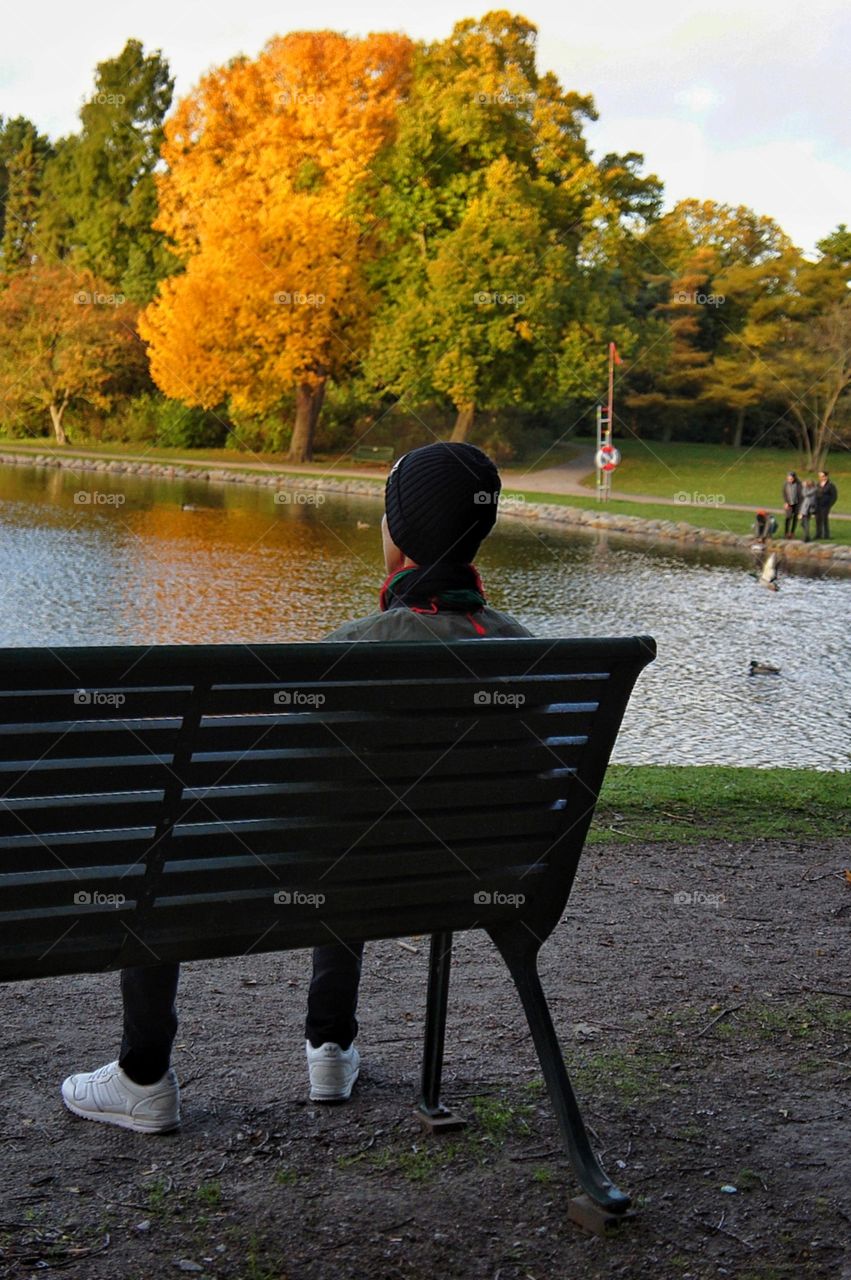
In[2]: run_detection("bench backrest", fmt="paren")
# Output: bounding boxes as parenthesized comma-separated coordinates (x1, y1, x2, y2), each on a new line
(0, 637, 655, 981)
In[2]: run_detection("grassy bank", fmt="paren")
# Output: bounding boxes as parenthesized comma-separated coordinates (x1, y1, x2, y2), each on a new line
(577, 440, 851, 513)
(512, 487, 851, 544)
(592, 765, 851, 843)
(2, 437, 849, 544)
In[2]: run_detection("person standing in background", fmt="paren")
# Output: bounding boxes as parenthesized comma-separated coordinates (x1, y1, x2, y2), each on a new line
(782, 471, 803, 538)
(814, 471, 838, 540)
(799, 481, 817, 542)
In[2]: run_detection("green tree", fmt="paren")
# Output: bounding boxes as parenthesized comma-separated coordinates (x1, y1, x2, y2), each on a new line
(0, 117, 52, 273)
(365, 11, 601, 442)
(37, 39, 175, 301)
(367, 157, 572, 439)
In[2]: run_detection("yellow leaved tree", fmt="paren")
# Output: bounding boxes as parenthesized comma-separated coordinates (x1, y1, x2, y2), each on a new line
(139, 31, 413, 461)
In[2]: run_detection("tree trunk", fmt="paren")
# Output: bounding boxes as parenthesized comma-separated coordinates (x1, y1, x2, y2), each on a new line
(49, 399, 68, 446)
(450, 404, 475, 443)
(732, 406, 745, 449)
(287, 378, 327, 464)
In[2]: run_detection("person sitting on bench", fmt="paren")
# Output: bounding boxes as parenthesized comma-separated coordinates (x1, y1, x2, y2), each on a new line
(61, 442, 531, 1133)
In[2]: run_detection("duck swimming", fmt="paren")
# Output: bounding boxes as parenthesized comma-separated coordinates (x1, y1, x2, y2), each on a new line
(749, 660, 781, 676)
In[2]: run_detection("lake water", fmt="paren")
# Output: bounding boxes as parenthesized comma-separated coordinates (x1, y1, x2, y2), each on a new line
(1, 462, 849, 770)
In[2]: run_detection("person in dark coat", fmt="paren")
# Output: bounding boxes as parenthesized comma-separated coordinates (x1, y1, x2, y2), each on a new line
(814, 471, 838, 539)
(782, 471, 803, 537)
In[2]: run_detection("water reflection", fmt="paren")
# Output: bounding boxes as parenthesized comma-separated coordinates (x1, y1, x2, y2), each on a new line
(0, 463, 848, 769)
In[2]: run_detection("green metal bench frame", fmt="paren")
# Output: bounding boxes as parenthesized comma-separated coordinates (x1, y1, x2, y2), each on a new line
(0, 636, 654, 1212)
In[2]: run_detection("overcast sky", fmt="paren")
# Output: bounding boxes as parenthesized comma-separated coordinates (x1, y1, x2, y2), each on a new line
(2, 0, 848, 253)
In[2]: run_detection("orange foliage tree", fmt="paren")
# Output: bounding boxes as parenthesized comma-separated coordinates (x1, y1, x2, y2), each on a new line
(139, 31, 413, 461)
(0, 267, 142, 443)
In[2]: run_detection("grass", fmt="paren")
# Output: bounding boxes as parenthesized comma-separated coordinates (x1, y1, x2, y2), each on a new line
(472, 1095, 534, 1142)
(722, 998, 851, 1043)
(592, 765, 851, 844)
(340, 1140, 461, 1182)
(572, 1048, 668, 1104)
(575, 440, 851, 514)
(506, 487, 851, 543)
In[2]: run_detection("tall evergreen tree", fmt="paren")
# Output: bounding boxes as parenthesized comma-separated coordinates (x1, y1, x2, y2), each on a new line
(37, 39, 175, 301)
(0, 117, 52, 274)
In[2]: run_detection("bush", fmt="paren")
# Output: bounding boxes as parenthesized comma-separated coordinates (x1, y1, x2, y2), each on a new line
(226, 408, 292, 454)
(96, 394, 229, 448)
(152, 398, 229, 449)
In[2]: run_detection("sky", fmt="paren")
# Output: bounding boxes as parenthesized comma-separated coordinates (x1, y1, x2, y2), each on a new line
(2, 0, 849, 253)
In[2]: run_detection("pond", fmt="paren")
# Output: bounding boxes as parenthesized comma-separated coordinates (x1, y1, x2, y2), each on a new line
(1, 462, 848, 770)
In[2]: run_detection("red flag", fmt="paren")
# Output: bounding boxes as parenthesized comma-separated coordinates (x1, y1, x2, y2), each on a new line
(610, 342, 623, 366)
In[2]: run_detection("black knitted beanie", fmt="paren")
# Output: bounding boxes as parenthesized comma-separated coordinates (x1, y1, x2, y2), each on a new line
(384, 442, 501, 565)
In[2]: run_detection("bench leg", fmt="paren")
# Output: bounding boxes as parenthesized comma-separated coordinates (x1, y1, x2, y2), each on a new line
(415, 930, 466, 1133)
(488, 927, 631, 1214)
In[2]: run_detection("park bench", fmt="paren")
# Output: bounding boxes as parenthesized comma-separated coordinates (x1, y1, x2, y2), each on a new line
(351, 444, 394, 464)
(0, 636, 654, 1221)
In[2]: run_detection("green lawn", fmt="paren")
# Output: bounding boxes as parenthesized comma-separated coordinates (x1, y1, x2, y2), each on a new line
(592, 765, 851, 843)
(577, 440, 851, 514)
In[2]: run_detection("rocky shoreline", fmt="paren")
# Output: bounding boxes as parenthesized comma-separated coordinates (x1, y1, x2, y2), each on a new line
(3, 448, 850, 572)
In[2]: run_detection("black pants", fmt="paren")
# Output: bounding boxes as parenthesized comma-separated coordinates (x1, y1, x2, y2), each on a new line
(784, 511, 798, 537)
(814, 508, 831, 539)
(118, 942, 364, 1085)
(800, 514, 812, 542)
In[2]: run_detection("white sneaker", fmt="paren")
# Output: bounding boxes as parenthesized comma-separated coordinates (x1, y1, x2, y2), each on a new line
(306, 1041, 360, 1102)
(61, 1061, 180, 1133)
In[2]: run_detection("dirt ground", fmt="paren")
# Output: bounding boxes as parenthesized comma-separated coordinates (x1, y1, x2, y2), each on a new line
(2, 837, 849, 1280)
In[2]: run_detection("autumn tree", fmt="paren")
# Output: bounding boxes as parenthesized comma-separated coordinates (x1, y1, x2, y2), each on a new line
(626, 200, 794, 442)
(0, 266, 144, 443)
(720, 252, 851, 469)
(140, 31, 413, 462)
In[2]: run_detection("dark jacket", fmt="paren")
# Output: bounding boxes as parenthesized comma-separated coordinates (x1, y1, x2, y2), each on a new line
(326, 603, 531, 643)
(815, 480, 838, 511)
